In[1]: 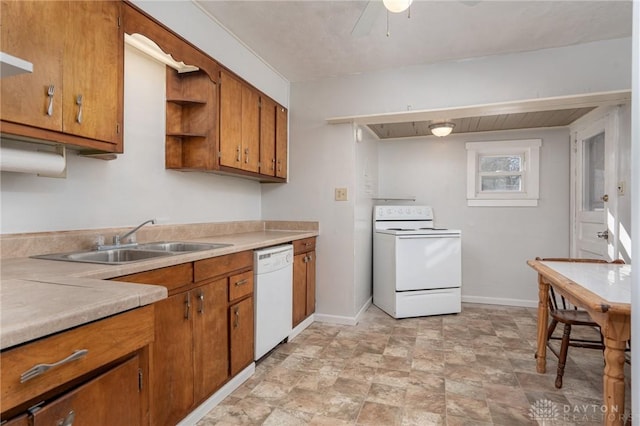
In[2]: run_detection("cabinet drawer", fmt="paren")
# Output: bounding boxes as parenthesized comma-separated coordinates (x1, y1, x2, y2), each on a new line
(194, 251, 252, 282)
(1, 305, 154, 412)
(112, 263, 193, 292)
(229, 271, 253, 302)
(293, 237, 316, 254)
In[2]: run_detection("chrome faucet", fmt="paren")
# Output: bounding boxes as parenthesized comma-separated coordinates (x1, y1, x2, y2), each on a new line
(113, 219, 156, 245)
(96, 219, 156, 250)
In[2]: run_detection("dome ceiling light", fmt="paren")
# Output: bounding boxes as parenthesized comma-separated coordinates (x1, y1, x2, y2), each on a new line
(429, 122, 455, 137)
(383, 0, 413, 13)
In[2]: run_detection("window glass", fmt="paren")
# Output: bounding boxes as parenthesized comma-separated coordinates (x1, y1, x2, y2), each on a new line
(481, 175, 522, 191)
(479, 155, 522, 172)
(582, 131, 605, 211)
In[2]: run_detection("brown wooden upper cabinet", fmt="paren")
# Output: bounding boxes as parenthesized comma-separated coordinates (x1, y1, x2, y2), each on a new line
(259, 97, 288, 179)
(219, 70, 260, 174)
(1, 1, 123, 153)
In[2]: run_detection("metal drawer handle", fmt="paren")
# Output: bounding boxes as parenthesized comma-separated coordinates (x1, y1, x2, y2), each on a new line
(234, 278, 248, 287)
(20, 349, 88, 383)
(46, 85, 55, 116)
(76, 94, 83, 124)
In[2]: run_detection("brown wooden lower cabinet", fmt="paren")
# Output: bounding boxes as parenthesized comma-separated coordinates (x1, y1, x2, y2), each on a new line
(230, 296, 254, 376)
(0, 307, 153, 425)
(31, 355, 141, 426)
(112, 251, 254, 426)
(292, 237, 317, 327)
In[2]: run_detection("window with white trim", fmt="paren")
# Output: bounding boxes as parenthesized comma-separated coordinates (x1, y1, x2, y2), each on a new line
(466, 139, 541, 207)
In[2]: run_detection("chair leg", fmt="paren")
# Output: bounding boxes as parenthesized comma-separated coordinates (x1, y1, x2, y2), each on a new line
(547, 318, 558, 341)
(556, 323, 571, 389)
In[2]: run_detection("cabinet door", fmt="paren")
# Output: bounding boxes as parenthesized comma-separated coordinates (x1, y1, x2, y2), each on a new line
(0, 0, 64, 131)
(2, 414, 28, 426)
(305, 251, 316, 316)
(219, 71, 243, 169)
(259, 96, 276, 176)
(63, 1, 122, 145)
(193, 279, 229, 402)
(292, 253, 307, 327)
(229, 297, 254, 376)
(32, 355, 141, 426)
(275, 105, 288, 179)
(151, 293, 194, 426)
(241, 85, 260, 173)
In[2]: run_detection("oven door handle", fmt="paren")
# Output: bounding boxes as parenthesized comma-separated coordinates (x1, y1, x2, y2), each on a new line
(397, 235, 460, 239)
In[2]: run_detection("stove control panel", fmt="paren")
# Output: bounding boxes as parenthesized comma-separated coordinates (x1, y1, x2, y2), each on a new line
(374, 205, 433, 221)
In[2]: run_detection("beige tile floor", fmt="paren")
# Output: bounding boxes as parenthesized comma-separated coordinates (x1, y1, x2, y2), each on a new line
(197, 303, 632, 425)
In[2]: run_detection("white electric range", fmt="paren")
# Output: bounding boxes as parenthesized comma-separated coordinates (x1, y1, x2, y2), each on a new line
(373, 205, 462, 318)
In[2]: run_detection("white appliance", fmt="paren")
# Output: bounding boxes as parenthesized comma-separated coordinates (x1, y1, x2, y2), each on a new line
(373, 205, 462, 318)
(254, 244, 293, 360)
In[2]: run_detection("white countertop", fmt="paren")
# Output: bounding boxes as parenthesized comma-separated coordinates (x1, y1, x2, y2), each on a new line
(540, 261, 631, 305)
(1, 228, 318, 350)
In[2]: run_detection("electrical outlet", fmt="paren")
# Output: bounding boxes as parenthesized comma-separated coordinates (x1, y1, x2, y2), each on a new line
(335, 187, 348, 201)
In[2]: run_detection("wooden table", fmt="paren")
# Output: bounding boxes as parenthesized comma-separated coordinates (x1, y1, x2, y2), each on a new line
(527, 260, 631, 426)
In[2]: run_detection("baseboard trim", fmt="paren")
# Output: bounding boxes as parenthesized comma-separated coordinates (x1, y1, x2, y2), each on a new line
(462, 295, 538, 308)
(177, 363, 255, 426)
(289, 314, 314, 340)
(314, 297, 373, 326)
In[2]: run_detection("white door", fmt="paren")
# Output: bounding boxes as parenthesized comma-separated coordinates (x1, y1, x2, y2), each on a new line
(395, 235, 461, 290)
(572, 111, 618, 259)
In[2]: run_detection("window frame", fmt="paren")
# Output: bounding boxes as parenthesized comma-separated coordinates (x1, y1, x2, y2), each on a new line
(466, 139, 541, 207)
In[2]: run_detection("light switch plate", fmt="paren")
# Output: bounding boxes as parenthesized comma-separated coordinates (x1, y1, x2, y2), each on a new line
(335, 187, 348, 201)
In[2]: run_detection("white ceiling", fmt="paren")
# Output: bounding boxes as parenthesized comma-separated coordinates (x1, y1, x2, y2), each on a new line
(195, 0, 632, 83)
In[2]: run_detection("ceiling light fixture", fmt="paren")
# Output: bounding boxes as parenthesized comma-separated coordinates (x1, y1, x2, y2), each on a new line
(383, 0, 413, 13)
(429, 122, 455, 137)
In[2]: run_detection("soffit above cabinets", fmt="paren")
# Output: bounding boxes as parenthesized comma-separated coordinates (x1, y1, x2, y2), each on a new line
(327, 90, 631, 140)
(368, 107, 597, 139)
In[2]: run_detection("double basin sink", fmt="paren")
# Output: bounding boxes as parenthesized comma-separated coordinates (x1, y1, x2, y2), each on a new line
(32, 241, 232, 265)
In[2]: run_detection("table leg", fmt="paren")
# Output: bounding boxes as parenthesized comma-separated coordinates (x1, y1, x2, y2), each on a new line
(603, 337, 627, 425)
(535, 274, 549, 374)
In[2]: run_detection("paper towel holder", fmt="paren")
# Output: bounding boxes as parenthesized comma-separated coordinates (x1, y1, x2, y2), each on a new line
(38, 145, 66, 178)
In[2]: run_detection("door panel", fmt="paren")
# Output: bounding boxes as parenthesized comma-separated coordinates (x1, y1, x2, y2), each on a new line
(395, 236, 461, 291)
(0, 0, 64, 131)
(575, 118, 610, 259)
(32, 356, 140, 426)
(193, 279, 228, 402)
(63, 1, 121, 144)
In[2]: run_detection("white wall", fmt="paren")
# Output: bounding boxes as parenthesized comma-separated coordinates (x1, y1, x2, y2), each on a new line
(630, 1, 639, 419)
(261, 37, 632, 321)
(0, 47, 262, 234)
(378, 128, 570, 306)
(1, 2, 291, 234)
(130, 0, 289, 107)
(354, 126, 379, 314)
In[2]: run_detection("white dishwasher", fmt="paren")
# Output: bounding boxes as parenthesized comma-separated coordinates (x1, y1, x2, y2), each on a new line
(254, 244, 293, 360)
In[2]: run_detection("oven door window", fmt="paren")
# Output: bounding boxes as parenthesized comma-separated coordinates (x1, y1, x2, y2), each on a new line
(395, 236, 461, 291)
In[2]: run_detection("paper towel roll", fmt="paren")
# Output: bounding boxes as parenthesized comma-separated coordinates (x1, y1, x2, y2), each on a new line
(0, 146, 66, 176)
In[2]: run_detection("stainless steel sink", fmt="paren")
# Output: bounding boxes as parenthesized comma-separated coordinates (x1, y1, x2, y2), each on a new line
(33, 249, 174, 265)
(31, 241, 233, 265)
(136, 242, 232, 252)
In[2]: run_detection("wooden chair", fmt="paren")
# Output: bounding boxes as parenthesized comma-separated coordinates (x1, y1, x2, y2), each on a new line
(536, 257, 625, 388)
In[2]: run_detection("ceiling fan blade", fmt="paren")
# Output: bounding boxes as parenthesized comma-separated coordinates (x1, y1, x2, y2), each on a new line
(351, 1, 384, 37)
